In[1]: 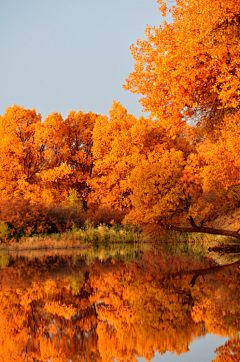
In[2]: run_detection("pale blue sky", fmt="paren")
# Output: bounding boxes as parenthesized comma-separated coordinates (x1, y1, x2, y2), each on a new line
(138, 334, 228, 362)
(0, 0, 172, 120)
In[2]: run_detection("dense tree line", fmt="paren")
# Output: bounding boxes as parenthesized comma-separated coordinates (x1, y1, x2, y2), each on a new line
(1, 0, 240, 241)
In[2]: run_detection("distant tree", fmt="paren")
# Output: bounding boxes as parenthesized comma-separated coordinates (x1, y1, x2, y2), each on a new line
(0, 105, 99, 208)
(0, 104, 45, 199)
(91, 100, 193, 210)
(40, 110, 98, 208)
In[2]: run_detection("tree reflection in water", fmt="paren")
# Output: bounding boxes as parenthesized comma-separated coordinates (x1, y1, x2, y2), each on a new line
(0, 249, 239, 361)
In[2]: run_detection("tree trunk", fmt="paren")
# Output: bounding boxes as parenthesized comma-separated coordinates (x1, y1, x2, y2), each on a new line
(171, 225, 240, 242)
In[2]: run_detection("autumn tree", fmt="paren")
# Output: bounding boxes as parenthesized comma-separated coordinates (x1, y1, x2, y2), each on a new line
(121, 0, 240, 241)
(91, 100, 194, 210)
(90, 101, 137, 209)
(124, 0, 240, 137)
(62, 110, 98, 210)
(0, 104, 45, 200)
(0, 105, 99, 207)
(34, 111, 70, 204)
(39, 110, 98, 207)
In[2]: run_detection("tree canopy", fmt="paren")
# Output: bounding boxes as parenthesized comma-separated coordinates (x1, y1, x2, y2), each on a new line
(121, 0, 240, 240)
(1, 0, 240, 242)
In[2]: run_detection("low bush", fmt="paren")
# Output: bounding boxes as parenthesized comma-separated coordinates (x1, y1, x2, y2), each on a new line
(0, 198, 54, 241)
(47, 204, 88, 233)
(90, 205, 128, 227)
(0, 198, 88, 241)
(0, 221, 10, 240)
(0, 198, 134, 243)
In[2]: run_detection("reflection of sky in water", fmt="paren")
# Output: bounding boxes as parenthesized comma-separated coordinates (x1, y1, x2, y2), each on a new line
(138, 334, 228, 362)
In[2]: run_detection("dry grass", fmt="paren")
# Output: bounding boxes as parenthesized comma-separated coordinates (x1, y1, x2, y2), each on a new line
(0, 234, 90, 253)
(0, 224, 143, 252)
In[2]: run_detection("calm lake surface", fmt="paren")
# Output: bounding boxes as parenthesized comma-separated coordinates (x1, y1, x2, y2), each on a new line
(0, 243, 239, 362)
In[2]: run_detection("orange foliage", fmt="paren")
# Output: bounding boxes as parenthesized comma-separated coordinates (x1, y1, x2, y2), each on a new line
(0, 197, 88, 240)
(0, 197, 54, 238)
(0, 105, 99, 208)
(124, 0, 240, 137)
(127, 148, 187, 225)
(120, 0, 240, 237)
(90, 101, 138, 208)
(91, 101, 194, 211)
(1, 0, 240, 241)
(40, 110, 98, 207)
(0, 104, 44, 199)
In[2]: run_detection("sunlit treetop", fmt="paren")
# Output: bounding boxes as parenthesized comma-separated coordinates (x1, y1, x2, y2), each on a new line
(124, 0, 240, 137)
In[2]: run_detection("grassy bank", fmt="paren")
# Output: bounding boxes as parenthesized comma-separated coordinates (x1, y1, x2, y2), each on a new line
(0, 222, 237, 253)
(1, 205, 240, 255)
(0, 223, 144, 252)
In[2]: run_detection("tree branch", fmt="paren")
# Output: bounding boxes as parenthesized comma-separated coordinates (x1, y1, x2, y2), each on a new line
(189, 216, 199, 229)
(170, 225, 240, 241)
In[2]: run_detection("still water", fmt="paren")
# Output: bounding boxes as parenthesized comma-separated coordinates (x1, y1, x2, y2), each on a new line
(0, 243, 239, 362)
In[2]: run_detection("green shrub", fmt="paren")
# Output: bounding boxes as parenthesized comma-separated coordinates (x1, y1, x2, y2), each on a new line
(65, 189, 84, 212)
(0, 221, 10, 241)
